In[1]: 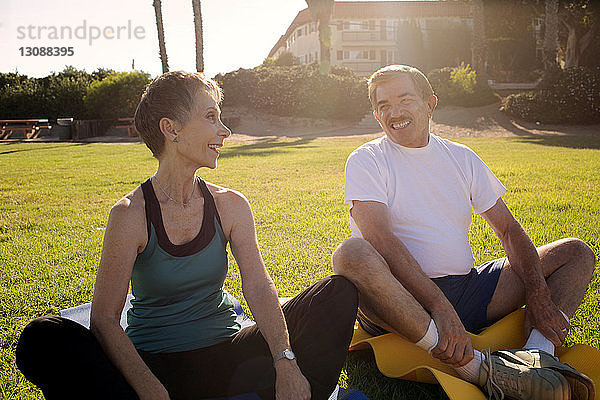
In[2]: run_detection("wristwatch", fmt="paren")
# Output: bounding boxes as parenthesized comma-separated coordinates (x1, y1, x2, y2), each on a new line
(273, 348, 296, 365)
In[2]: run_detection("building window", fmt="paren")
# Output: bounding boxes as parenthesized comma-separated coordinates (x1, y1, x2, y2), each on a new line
(344, 50, 349, 60)
(337, 50, 343, 60)
(361, 21, 369, 30)
(309, 53, 313, 63)
(369, 20, 376, 30)
(369, 50, 376, 60)
(310, 22, 316, 33)
(297, 28, 303, 37)
(344, 21, 350, 31)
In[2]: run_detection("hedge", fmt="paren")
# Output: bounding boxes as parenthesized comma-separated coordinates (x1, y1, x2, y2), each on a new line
(503, 67, 600, 124)
(427, 63, 499, 108)
(216, 64, 370, 121)
(84, 72, 150, 119)
(0, 67, 149, 120)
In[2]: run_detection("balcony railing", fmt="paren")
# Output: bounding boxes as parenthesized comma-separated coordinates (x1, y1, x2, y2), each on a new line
(341, 61, 383, 76)
(341, 31, 397, 42)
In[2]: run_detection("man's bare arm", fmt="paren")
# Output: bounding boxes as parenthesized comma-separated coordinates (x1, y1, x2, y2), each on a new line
(481, 198, 569, 346)
(352, 200, 474, 366)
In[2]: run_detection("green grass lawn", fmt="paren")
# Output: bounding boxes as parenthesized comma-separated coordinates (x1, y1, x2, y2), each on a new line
(1, 134, 599, 399)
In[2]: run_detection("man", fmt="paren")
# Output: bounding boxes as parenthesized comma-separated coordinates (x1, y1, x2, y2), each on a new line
(333, 65, 596, 400)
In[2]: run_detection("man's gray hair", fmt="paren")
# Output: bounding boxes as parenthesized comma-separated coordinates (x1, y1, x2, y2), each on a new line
(368, 65, 434, 110)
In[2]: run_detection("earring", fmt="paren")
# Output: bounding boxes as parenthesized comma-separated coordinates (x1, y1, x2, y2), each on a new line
(173, 137, 179, 143)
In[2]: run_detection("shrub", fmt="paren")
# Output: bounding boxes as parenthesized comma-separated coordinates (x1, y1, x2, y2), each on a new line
(450, 62, 476, 94)
(262, 51, 297, 68)
(0, 67, 117, 119)
(428, 63, 499, 107)
(218, 64, 369, 121)
(84, 71, 150, 119)
(503, 67, 600, 124)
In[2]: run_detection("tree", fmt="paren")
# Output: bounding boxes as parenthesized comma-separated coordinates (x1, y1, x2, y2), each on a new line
(396, 20, 425, 70)
(471, 0, 487, 79)
(543, 0, 559, 71)
(305, 0, 334, 74)
(153, 0, 169, 73)
(560, 0, 600, 68)
(192, 0, 204, 72)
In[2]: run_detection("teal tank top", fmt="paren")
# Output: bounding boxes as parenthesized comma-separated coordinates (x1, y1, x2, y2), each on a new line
(125, 177, 240, 353)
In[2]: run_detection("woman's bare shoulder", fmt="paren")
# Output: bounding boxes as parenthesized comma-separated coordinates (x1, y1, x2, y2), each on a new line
(204, 181, 252, 238)
(205, 181, 249, 208)
(106, 185, 147, 241)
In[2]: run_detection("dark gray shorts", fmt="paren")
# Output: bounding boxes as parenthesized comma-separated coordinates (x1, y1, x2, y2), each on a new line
(432, 257, 505, 333)
(357, 258, 505, 335)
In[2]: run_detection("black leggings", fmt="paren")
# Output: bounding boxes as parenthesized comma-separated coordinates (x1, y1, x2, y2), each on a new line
(16, 275, 358, 400)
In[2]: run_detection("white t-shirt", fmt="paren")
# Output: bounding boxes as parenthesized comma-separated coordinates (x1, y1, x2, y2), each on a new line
(344, 133, 506, 278)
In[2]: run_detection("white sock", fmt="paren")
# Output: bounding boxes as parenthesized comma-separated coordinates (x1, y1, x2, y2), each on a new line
(524, 328, 555, 355)
(415, 319, 483, 384)
(455, 350, 484, 383)
(415, 318, 438, 353)
(523, 309, 570, 355)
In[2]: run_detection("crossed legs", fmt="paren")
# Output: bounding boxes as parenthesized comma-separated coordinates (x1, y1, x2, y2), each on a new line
(332, 236, 595, 371)
(487, 237, 595, 328)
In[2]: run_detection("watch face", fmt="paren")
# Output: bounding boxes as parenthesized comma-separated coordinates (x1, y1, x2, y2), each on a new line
(284, 349, 295, 360)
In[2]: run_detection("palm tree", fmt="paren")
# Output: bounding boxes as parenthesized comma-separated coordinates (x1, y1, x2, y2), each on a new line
(543, 0, 559, 71)
(471, 0, 487, 80)
(191, 0, 204, 72)
(305, 0, 334, 74)
(153, 0, 169, 73)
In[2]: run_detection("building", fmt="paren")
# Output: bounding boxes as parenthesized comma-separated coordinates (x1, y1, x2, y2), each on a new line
(268, 1, 474, 77)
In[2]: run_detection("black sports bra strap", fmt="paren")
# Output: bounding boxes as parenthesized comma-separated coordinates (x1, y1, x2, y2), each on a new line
(138, 176, 222, 257)
(140, 179, 154, 244)
(197, 178, 223, 227)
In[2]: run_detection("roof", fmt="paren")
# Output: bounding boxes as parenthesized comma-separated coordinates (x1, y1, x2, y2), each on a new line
(333, 1, 471, 19)
(268, 1, 472, 57)
(268, 8, 313, 58)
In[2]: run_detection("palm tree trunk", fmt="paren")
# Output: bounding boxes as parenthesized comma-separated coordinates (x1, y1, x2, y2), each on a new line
(471, 0, 487, 80)
(305, 0, 334, 74)
(153, 0, 169, 73)
(543, 0, 559, 71)
(192, 0, 204, 72)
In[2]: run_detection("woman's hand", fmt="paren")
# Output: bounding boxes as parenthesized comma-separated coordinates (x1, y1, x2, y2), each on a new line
(275, 360, 311, 400)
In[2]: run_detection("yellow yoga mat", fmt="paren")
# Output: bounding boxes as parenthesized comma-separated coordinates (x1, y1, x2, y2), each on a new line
(349, 309, 600, 400)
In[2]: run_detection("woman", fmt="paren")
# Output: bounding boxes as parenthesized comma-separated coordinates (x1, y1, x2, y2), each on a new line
(16, 71, 358, 400)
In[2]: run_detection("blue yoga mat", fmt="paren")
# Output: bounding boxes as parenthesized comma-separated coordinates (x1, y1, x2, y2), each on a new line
(60, 292, 369, 400)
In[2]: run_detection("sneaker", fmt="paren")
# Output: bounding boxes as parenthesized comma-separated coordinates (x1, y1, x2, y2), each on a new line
(496, 349, 595, 400)
(478, 349, 571, 400)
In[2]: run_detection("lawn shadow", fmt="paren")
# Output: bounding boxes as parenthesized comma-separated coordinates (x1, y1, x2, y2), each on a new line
(514, 134, 600, 150)
(0, 143, 87, 155)
(219, 137, 316, 159)
(433, 103, 535, 137)
(344, 350, 449, 400)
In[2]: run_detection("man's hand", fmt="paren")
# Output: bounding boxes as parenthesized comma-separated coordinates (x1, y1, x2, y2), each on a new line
(524, 291, 570, 348)
(430, 309, 474, 368)
(275, 360, 311, 400)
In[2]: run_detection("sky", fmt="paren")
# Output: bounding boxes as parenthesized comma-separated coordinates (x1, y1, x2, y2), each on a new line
(0, 0, 402, 79)
(0, 0, 311, 78)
